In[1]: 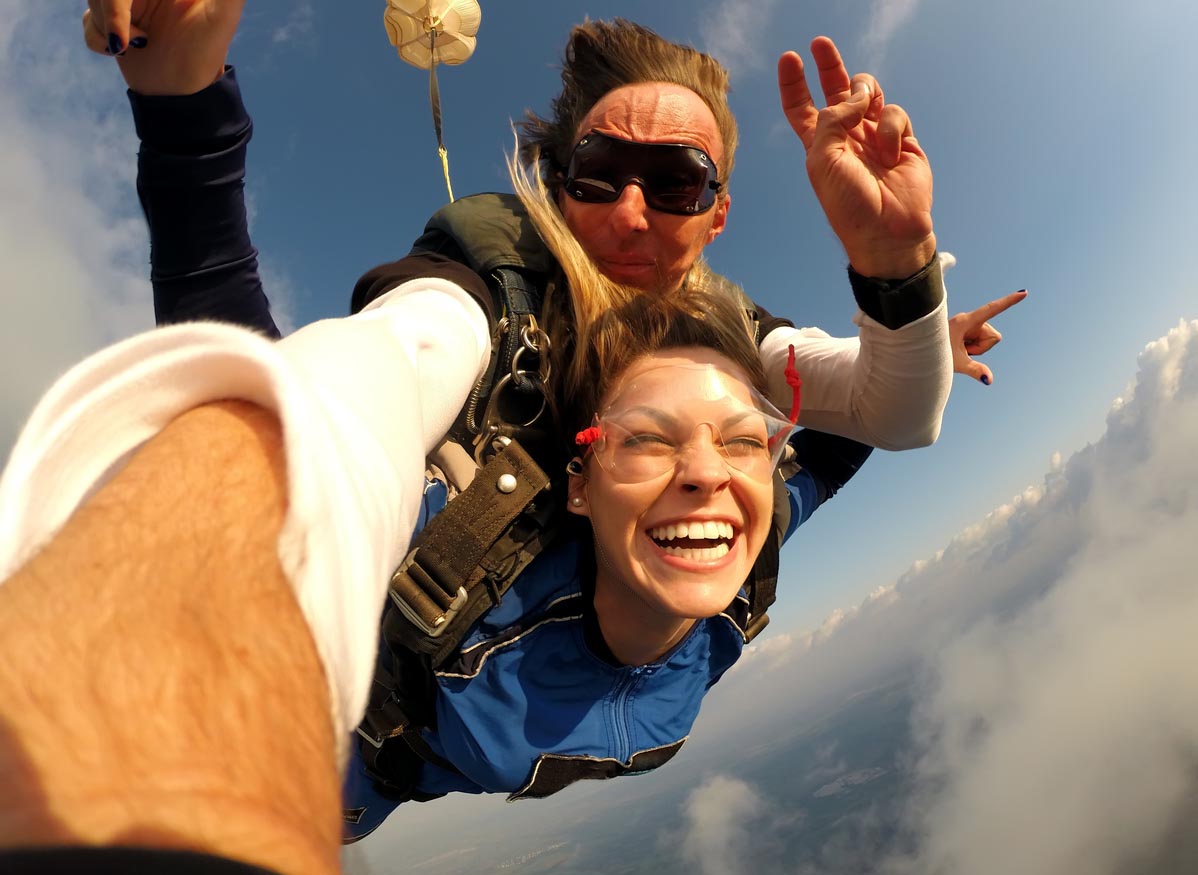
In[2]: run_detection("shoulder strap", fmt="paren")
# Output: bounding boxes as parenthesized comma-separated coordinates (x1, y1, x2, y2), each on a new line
(383, 438, 562, 663)
(741, 466, 795, 642)
(411, 193, 556, 276)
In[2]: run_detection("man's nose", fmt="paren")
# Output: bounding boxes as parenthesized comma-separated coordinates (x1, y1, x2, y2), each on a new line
(609, 182, 651, 233)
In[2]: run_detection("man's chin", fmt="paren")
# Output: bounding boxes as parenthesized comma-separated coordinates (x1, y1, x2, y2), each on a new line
(598, 260, 663, 289)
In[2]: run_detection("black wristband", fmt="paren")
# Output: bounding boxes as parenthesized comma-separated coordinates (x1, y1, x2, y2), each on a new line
(128, 66, 249, 152)
(0, 847, 283, 875)
(847, 254, 943, 330)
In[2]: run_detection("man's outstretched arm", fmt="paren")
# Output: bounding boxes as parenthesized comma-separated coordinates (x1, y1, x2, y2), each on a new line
(0, 401, 339, 875)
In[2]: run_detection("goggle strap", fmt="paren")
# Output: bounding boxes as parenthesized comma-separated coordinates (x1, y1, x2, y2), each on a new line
(575, 425, 602, 446)
(784, 344, 802, 426)
(767, 345, 802, 454)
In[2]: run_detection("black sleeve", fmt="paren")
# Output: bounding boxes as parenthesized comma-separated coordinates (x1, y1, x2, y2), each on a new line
(847, 254, 944, 330)
(349, 251, 496, 327)
(129, 67, 280, 339)
(0, 847, 283, 875)
(791, 428, 874, 507)
(750, 301, 794, 341)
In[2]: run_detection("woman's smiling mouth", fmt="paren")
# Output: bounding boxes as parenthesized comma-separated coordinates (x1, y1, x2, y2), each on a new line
(647, 519, 736, 560)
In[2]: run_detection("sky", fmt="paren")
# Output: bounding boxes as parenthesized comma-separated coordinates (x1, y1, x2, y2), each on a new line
(1, 1, 1196, 870)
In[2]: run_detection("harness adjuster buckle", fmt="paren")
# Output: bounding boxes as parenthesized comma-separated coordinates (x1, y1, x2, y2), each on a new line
(389, 577, 469, 638)
(356, 725, 387, 750)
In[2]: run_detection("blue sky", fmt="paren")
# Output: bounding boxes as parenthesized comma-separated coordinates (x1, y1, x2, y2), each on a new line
(1, 0, 1194, 627)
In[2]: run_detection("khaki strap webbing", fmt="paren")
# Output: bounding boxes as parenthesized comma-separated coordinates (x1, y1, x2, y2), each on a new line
(387, 440, 551, 655)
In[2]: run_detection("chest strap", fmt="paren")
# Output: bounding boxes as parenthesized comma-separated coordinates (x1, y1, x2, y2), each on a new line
(384, 438, 562, 669)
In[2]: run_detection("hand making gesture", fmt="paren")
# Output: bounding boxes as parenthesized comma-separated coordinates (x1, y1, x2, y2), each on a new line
(778, 37, 935, 279)
(949, 290, 1028, 385)
(82, 0, 244, 95)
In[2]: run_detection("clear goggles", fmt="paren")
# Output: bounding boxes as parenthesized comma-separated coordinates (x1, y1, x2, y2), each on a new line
(563, 131, 723, 216)
(575, 362, 799, 484)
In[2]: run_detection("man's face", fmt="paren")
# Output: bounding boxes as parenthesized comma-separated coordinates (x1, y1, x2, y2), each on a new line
(558, 83, 730, 294)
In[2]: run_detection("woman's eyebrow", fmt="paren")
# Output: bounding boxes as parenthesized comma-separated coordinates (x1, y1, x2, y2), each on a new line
(614, 405, 680, 427)
(615, 405, 761, 430)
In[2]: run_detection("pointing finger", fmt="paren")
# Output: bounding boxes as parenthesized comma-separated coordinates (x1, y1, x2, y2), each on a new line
(975, 289, 1029, 323)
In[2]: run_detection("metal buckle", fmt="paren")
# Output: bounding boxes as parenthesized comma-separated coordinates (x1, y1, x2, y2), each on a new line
(389, 583, 469, 638)
(356, 725, 386, 750)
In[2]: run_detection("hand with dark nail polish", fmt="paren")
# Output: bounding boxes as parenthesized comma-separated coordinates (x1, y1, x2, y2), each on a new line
(82, 1, 243, 95)
(948, 288, 1027, 386)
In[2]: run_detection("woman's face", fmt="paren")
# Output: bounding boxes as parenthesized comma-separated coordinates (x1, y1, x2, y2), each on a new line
(568, 347, 779, 624)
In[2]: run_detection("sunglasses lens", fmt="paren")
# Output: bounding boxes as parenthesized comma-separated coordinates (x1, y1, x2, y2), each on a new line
(565, 133, 720, 215)
(642, 160, 713, 213)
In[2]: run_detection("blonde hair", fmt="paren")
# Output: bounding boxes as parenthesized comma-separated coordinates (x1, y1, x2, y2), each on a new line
(508, 146, 762, 436)
(520, 19, 738, 197)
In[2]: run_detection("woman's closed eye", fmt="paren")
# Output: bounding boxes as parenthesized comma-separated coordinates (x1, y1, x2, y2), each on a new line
(722, 435, 768, 456)
(622, 432, 677, 454)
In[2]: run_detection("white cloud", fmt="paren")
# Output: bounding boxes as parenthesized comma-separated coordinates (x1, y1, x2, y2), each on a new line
(0, 7, 152, 455)
(699, 0, 782, 81)
(888, 319, 1198, 875)
(860, 0, 921, 68)
(666, 771, 795, 872)
(272, 0, 316, 45)
(0, 7, 299, 458)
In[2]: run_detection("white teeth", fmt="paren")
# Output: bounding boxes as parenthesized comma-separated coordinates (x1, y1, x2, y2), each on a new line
(660, 543, 731, 561)
(649, 521, 734, 541)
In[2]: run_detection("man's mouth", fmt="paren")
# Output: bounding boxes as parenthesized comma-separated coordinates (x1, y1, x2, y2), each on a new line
(647, 520, 736, 561)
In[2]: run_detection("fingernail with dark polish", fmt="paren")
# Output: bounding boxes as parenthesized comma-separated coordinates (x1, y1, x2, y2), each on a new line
(980, 374, 991, 386)
(107, 33, 125, 55)
(130, 36, 148, 49)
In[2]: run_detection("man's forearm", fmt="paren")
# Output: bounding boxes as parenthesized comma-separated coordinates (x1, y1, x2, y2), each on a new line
(0, 402, 339, 875)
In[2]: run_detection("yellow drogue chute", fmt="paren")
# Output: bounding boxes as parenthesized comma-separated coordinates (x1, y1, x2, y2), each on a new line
(384, 0, 482, 203)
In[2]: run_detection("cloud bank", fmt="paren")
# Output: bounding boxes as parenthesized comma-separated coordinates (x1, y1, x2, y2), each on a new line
(690, 318, 1198, 873)
(0, 6, 299, 459)
(891, 318, 1198, 875)
(0, 5, 153, 455)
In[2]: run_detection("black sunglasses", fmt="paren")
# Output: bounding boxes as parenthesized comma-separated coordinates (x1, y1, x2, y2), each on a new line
(562, 131, 723, 216)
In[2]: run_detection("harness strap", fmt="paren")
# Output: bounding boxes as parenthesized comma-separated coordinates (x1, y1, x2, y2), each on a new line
(385, 439, 559, 665)
(743, 465, 794, 642)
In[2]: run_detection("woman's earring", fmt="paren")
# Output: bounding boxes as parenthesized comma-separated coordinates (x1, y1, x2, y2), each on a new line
(570, 496, 584, 507)
(566, 458, 585, 476)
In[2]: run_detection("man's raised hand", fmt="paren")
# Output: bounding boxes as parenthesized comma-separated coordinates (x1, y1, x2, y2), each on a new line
(778, 37, 936, 279)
